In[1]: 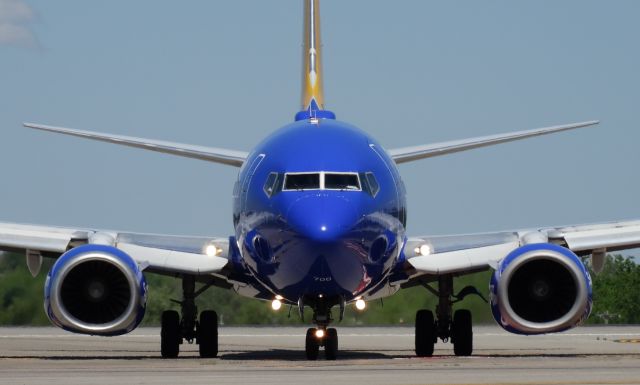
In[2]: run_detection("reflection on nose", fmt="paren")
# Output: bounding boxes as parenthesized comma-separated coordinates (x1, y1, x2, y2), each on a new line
(285, 195, 360, 241)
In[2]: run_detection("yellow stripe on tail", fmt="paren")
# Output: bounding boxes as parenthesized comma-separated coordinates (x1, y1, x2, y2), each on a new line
(301, 0, 324, 111)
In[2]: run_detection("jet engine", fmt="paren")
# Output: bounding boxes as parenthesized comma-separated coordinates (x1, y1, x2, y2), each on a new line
(44, 244, 147, 336)
(490, 243, 592, 334)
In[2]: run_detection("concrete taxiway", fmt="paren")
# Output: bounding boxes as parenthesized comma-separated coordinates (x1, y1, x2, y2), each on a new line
(0, 325, 639, 385)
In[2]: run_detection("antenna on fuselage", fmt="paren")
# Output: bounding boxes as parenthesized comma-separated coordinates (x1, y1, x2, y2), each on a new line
(295, 0, 336, 121)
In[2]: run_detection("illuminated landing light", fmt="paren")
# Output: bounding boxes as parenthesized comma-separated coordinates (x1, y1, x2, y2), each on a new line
(271, 299, 282, 311)
(275, 295, 284, 301)
(315, 329, 325, 338)
(414, 244, 432, 256)
(355, 299, 366, 311)
(205, 244, 221, 257)
(320, 225, 327, 232)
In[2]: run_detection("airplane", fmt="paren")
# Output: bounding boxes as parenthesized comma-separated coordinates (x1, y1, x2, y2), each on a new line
(2, 0, 639, 361)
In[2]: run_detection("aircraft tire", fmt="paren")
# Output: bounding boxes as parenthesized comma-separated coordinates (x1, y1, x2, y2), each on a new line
(198, 310, 219, 358)
(305, 328, 320, 360)
(161, 310, 180, 358)
(452, 309, 473, 356)
(325, 328, 338, 360)
(415, 309, 435, 357)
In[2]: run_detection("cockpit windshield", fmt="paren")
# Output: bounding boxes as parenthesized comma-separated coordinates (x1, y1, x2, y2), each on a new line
(324, 173, 360, 191)
(268, 171, 375, 195)
(284, 173, 321, 190)
(282, 172, 362, 191)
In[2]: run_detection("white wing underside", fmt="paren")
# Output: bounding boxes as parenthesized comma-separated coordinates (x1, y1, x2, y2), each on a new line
(403, 220, 640, 281)
(0, 222, 231, 277)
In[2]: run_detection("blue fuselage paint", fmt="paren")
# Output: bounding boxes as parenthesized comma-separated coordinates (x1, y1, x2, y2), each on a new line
(232, 117, 407, 303)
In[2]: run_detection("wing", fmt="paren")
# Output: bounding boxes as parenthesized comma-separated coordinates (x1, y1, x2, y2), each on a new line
(400, 219, 640, 283)
(23, 123, 248, 167)
(0, 221, 233, 282)
(387, 121, 599, 164)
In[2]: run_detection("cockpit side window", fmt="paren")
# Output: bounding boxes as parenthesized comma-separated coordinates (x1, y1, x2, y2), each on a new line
(263, 172, 280, 197)
(324, 173, 361, 191)
(284, 173, 320, 191)
(365, 172, 380, 197)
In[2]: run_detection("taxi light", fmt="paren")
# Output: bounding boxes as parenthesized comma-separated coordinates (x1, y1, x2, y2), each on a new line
(275, 295, 284, 300)
(315, 329, 325, 338)
(415, 244, 432, 256)
(271, 299, 282, 311)
(355, 299, 366, 311)
(205, 244, 220, 257)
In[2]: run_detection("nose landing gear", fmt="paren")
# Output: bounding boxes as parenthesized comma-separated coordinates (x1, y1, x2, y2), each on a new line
(301, 295, 342, 360)
(305, 327, 338, 360)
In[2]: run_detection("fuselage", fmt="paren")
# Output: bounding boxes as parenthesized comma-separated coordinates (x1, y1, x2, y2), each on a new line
(232, 117, 407, 305)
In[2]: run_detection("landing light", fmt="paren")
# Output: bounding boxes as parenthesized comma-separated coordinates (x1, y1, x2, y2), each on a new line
(355, 299, 366, 311)
(275, 295, 284, 300)
(414, 244, 432, 256)
(321, 225, 327, 232)
(271, 299, 282, 311)
(315, 329, 325, 338)
(205, 244, 220, 257)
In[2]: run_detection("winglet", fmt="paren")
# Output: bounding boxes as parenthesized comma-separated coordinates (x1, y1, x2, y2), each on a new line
(295, 0, 335, 121)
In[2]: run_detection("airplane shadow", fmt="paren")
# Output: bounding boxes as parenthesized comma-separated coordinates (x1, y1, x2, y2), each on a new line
(220, 349, 394, 361)
(1, 351, 638, 361)
(0, 349, 399, 361)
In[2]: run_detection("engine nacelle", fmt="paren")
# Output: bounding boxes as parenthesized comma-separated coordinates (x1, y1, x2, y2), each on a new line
(44, 244, 147, 336)
(490, 243, 592, 334)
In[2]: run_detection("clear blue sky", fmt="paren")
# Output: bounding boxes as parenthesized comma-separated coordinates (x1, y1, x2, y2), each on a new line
(1, 0, 639, 249)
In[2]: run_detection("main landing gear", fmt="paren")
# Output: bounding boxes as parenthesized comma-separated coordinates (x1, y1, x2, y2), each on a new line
(415, 275, 484, 357)
(161, 275, 219, 358)
(302, 295, 342, 360)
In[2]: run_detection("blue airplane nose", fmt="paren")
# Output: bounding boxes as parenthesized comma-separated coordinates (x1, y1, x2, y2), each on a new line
(285, 194, 361, 242)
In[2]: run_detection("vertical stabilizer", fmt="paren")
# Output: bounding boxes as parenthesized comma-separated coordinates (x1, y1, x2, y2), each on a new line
(302, 0, 324, 110)
(296, 0, 335, 121)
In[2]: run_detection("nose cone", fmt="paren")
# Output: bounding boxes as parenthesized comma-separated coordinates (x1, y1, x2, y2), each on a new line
(285, 194, 361, 241)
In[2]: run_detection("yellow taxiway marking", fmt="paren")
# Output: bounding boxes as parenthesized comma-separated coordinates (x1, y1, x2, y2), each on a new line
(614, 338, 640, 343)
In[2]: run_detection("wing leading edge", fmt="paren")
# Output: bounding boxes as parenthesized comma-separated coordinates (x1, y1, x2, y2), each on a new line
(23, 123, 248, 167)
(388, 120, 599, 164)
(402, 220, 640, 281)
(0, 222, 231, 278)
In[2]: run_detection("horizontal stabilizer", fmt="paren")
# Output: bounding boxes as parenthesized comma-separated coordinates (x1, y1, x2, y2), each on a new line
(24, 123, 248, 167)
(388, 121, 599, 164)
